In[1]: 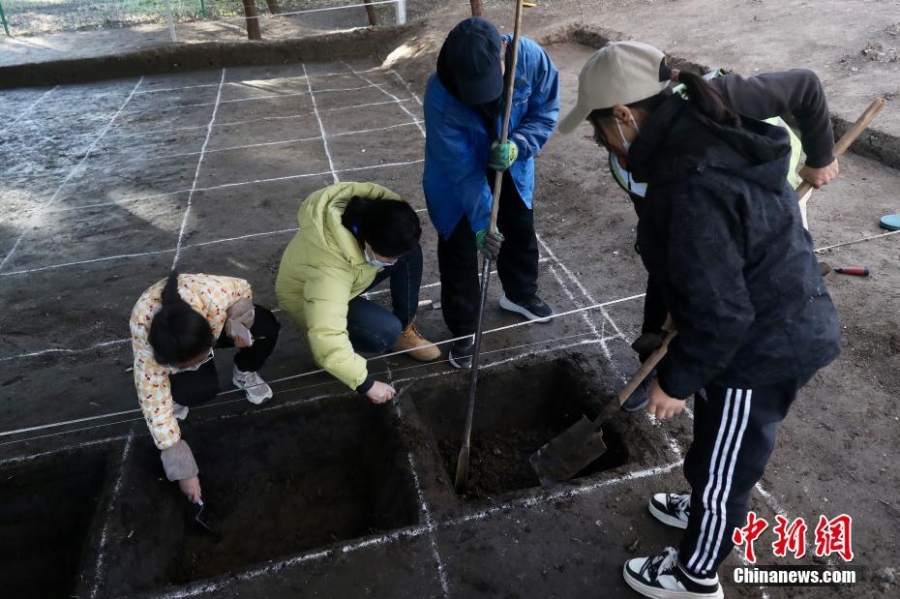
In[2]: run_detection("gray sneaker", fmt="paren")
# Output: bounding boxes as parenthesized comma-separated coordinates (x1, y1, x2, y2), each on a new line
(233, 366, 273, 405)
(173, 403, 189, 421)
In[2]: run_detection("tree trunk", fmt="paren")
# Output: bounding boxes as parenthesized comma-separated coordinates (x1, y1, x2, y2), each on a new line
(364, 0, 378, 26)
(242, 0, 261, 40)
(470, 0, 483, 17)
(265, 0, 280, 14)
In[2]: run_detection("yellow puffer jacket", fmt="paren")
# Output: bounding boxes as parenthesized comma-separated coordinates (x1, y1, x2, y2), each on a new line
(276, 182, 404, 389)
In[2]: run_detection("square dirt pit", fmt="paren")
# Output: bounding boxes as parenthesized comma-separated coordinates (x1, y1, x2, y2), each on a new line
(102, 396, 420, 594)
(0, 448, 108, 599)
(412, 355, 631, 499)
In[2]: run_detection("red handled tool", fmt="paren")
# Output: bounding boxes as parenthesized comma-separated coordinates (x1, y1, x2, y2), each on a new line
(833, 267, 869, 277)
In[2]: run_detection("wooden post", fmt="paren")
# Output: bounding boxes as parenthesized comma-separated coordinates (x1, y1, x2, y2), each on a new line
(470, 0, 483, 17)
(242, 0, 261, 40)
(265, 0, 280, 14)
(364, 0, 377, 26)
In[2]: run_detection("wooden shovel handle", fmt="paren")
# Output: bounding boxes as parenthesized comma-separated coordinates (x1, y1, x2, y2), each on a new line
(795, 97, 885, 198)
(618, 330, 677, 405)
(488, 0, 525, 232)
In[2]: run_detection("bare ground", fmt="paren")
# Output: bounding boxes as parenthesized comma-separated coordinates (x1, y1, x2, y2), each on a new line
(1, 2, 899, 598)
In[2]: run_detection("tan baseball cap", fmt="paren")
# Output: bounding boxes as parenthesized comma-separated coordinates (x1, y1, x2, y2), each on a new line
(558, 41, 670, 134)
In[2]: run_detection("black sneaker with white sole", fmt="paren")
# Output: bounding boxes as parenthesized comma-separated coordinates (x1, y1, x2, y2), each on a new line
(499, 294, 553, 323)
(448, 338, 474, 370)
(623, 547, 724, 599)
(649, 493, 691, 530)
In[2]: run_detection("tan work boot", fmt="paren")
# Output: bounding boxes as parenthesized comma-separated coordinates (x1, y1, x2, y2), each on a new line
(392, 321, 441, 361)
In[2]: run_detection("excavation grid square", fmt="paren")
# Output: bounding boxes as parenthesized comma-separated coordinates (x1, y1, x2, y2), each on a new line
(113, 102, 216, 134)
(412, 357, 630, 499)
(0, 448, 108, 599)
(0, 254, 169, 356)
(100, 398, 420, 595)
(207, 114, 323, 148)
(218, 80, 311, 103)
(319, 101, 422, 136)
(139, 71, 224, 91)
(215, 94, 317, 123)
(185, 176, 333, 244)
(125, 85, 220, 111)
(55, 155, 197, 208)
(329, 129, 424, 171)
(4, 193, 187, 272)
(195, 138, 331, 188)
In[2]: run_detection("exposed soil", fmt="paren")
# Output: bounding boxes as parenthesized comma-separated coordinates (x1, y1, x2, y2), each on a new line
(416, 356, 628, 498)
(0, 448, 108, 599)
(1, 3, 900, 597)
(102, 395, 419, 594)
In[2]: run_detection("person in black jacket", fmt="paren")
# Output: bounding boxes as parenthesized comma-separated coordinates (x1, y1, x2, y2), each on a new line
(560, 41, 841, 599)
(562, 50, 840, 414)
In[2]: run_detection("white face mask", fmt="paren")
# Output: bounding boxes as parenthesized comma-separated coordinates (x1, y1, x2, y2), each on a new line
(615, 117, 640, 151)
(364, 246, 395, 269)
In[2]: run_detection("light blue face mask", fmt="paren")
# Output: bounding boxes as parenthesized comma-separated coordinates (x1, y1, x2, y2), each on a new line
(364, 246, 395, 269)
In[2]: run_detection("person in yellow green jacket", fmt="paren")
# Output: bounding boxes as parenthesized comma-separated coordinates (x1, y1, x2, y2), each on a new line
(276, 182, 440, 403)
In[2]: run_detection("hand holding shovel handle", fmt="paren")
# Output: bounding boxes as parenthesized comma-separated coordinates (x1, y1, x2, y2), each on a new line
(617, 330, 677, 407)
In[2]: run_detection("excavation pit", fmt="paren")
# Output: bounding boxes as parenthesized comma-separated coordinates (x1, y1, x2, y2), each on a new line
(103, 397, 420, 595)
(0, 449, 108, 599)
(413, 356, 630, 498)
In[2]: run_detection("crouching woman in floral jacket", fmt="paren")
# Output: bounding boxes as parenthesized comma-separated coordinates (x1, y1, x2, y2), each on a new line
(130, 271, 280, 502)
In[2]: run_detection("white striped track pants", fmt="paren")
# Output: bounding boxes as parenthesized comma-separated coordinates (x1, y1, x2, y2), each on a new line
(679, 380, 800, 577)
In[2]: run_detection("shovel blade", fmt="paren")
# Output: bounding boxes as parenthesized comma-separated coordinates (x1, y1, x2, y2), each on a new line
(529, 416, 607, 486)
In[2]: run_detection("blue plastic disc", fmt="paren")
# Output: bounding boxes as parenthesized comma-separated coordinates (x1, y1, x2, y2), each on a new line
(879, 214, 900, 231)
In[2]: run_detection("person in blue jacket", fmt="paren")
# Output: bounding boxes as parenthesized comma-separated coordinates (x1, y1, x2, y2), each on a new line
(423, 17, 560, 369)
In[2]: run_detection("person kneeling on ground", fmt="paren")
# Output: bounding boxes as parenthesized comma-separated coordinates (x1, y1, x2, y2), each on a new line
(275, 182, 440, 404)
(131, 271, 280, 503)
(560, 41, 841, 598)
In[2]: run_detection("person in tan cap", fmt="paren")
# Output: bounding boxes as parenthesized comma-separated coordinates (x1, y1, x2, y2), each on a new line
(559, 41, 841, 599)
(561, 41, 841, 417)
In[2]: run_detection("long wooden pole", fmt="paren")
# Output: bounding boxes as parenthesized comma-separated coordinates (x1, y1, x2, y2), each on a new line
(455, 0, 525, 495)
(470, 0, 483, 17)
(798, 98, 884, 228)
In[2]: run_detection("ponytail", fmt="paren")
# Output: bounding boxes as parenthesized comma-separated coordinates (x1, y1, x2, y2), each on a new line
(676, 71, 741, 127)
(148, 271, 214, 366)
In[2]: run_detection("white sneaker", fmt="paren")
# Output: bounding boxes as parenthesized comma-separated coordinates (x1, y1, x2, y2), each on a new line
(623, 547, 723, 599)
(649, 493, 691, 530)
(232, 366, 273, 405)
(173, 403, 189, 421)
